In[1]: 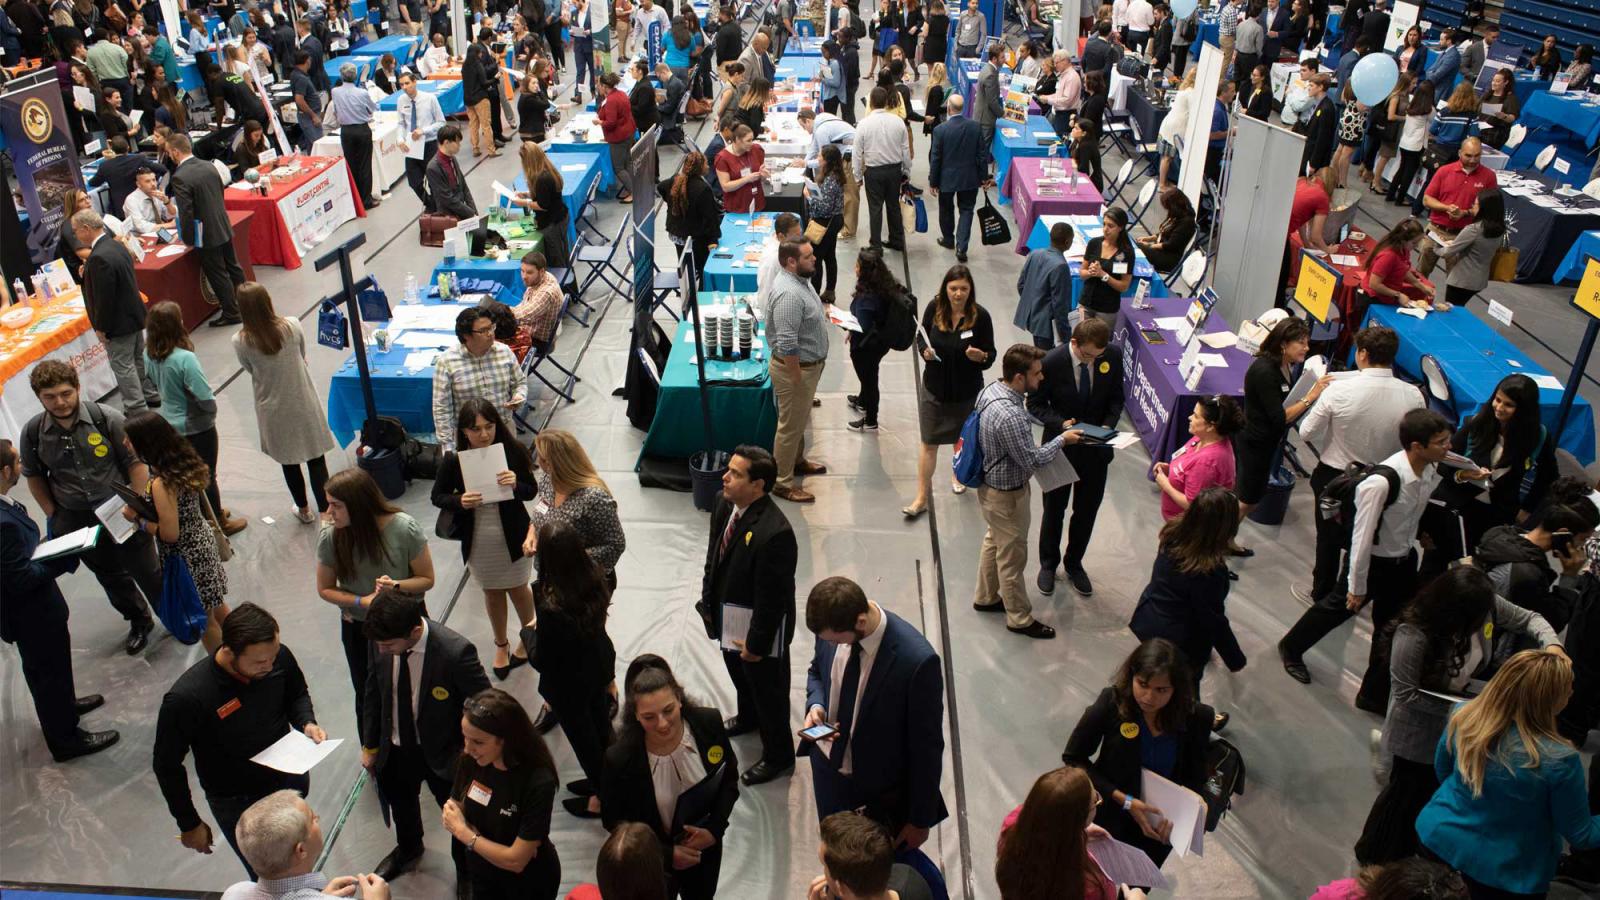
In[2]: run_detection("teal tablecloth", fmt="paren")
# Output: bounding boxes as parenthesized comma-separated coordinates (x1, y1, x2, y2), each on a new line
(701, 212, 771, 292)
(638, 294, 777, 462)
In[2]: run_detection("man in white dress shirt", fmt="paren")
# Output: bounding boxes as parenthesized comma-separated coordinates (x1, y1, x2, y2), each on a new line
(222, 790, 390, 900)
(393, 71, 446, 208)
(121, 168, 177, 234)
(754, 213, 803, 315)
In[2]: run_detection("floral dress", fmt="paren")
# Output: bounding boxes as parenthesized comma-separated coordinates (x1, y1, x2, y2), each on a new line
(1338, 102, 1369, 145)
(156, 485, 227, 609)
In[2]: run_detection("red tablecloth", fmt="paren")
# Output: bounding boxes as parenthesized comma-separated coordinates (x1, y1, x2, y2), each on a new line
(135, 210, 258, 330)
(222, 156, 366, 270)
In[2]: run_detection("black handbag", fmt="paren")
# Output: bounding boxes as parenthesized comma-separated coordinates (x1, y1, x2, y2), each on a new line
(977, 190, 1011, 246)
(1202, 736, 1246, 831)
(435, 506, 460, 540)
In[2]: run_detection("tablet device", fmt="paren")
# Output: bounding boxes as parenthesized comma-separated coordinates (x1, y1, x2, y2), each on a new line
(1067, 423, 1119, 443)
(111, 482, 159, 521)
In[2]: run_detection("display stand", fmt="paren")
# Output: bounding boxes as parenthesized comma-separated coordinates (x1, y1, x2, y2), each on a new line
(1558, 255, 1600, 441)
(316, 234, 380, 432)
(1210, 114, 1303, 330)
(1176, 42, 1223, 214)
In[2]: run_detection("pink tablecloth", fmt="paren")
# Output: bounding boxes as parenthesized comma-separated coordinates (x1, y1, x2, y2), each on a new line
(1002, 157, 1104, 255)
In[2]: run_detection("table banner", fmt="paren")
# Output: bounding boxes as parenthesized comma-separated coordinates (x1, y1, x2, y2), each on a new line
(276, 158, 360, 256)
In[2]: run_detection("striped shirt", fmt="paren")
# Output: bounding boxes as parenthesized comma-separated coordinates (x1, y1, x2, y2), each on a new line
(765, 269, 830, 362)
(431, 342, 525, 449)
(975, 380, 1065, 490)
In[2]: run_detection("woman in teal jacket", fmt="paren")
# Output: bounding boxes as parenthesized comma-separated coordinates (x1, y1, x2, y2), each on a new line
(1417, 648, 1599, 898)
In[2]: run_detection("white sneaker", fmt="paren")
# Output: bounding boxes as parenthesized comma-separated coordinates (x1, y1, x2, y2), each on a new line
(293, 506, 316, 524)
(1290, 583, 1316, 605)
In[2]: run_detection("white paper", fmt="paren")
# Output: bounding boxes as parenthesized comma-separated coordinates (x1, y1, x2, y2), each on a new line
(72, 85, 96, 110)
(458, 444, 513, 503)
(85, 138, 103, 155)
(1396, 306, 1428, 319)
(402, 350, 440, 368)
(1530, 373, 1565, 391)
(1197, 331, 1237, 349)
(1486, 299, 1513, 326)
(31, 525, 100, 560)
(1140, 768, 1206, 858)
(405, 134, 426, 160)
(1329, 253, 1360, 266)
(128, 109, 143, 127)
(719, 603, 783, 656)
(390, 303, 474, 330)
(250, 729, 344, 774)
(491, 180, 521, 202)
(393, 330, 454, 347)
(826, 306, 863, 333)
(1090, 836, 1169, 890)
(1034, 450, 1079, 493)
(1108, 431, 1142, 450)
(1196, 352, 1230, 368)
(94, 494, 137, 545)
(156, 244, 188, 258)
(1152, 316, 1188, 331)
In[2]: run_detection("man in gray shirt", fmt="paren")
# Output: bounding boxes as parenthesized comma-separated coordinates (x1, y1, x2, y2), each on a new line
(955, 0, 986, 57)
(329, 62, 381, 208)
(975, 42, 1005, 173)
(765, 240, 831, 504)
(853, 87, 911, 251)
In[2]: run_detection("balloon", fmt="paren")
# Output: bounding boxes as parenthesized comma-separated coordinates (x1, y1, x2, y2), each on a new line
(1170, 0, 1198, 17)
(1349, 53, 1399, 106)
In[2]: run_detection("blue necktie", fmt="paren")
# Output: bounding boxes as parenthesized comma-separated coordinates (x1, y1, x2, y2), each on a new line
(409, 98, 417, 132)
(1078, 361, 1092, 407)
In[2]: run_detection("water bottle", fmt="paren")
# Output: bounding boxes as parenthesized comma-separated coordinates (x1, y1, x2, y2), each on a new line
(10, 278, 24, 306)
(450, 272, 460, 297)
(404, 273, 417, 304)
(30, 274, 46, 306)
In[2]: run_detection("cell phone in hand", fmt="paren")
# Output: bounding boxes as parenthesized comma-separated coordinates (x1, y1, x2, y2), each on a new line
(798, 723, 839, 742)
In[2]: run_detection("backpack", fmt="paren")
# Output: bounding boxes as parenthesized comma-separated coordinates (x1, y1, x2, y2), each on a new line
(877, 289, 917, 352)
(952, 397, 1003, 488)
(1316, 461, 1402, 536)
(27, 401, 119, 479)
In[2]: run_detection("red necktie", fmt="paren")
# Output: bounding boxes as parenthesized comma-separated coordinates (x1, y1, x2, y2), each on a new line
(718, 509, 741, 559)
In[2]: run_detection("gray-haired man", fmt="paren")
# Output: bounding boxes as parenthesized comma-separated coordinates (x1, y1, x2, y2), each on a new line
(222, 790, 390, 900)
(328, 62, 381, 208)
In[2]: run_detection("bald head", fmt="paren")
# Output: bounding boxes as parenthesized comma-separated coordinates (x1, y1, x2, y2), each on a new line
(946, 93, 964, 115)
(1459, 137, 1483, 170)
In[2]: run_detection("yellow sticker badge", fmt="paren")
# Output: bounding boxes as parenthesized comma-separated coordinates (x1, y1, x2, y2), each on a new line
(1119, 722, 1140, 739)
(744, 532, 752, 545)
(706, 745, 724, 765)
(1483, 622, 1493, 640)
(431, 687, 449, 701)
(1098, 361, 1111, 375)
(93, 444, 109, 457)
(86, 432, 104, 446)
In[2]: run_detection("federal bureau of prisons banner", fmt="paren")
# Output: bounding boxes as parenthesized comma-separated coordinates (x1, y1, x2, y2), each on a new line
(0, 72, 85, 241)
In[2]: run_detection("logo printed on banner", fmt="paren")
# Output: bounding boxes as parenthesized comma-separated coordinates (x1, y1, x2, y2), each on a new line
(20, 98, 50, 142)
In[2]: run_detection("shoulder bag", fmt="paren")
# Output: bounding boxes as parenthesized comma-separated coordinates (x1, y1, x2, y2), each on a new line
(196, 489, 234, 562)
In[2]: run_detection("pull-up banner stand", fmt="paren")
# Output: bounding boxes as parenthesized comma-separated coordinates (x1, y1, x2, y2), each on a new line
(1177, 42, 1223, 214)
(1211, 114, 1303, 330)
(1557, 256, 1600, 444)
(0, 71, 83, 241)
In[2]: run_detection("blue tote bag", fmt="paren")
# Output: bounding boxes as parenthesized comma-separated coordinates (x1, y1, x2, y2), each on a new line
(157, 555, 209, 645)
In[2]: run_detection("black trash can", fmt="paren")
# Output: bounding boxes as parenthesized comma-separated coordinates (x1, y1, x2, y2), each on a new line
(1247, 464, 1295, 526)
(689, 450, 729, 511)
(358, 446, 407, 499)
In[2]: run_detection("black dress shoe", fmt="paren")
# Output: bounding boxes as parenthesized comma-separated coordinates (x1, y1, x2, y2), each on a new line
(207, 315, 242, 327)
(374, 846, 423, 881)
(125, 620, 152, 655)
(740, 761, 794, 785)
(49, 727, 119, 762)
(972, 602, 1005, 613)
(885, 240, 907, 252)
(566, 778, 594, 796)
(723, 716, 758, 736)
(366, 198, 382, 209)
(74, 694, 105, 715)
(935, 237, 954, 249)
(956, 250, 968, 263)
(1007, 621, 1057, 639)
(1212, 712, 1230, 733)
(1278, 638, 1311, 684)
(1354, 695, 1388, 716)
(534, 705, 560, 734)
(562, 796, 602, 818)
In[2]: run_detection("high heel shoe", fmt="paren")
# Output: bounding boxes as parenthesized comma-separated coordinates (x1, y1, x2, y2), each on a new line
(491, 639, 527, 680)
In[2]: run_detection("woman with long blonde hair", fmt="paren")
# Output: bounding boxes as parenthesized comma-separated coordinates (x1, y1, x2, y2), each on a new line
(1416, 648, 1597, 898)
(524, 429, 625, 583)
(512, 140, 570, 267)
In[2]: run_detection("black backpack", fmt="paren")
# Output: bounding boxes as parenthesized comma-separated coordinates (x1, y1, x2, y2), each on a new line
(1317, 461, 1402, 537)
(877, 289, 917, 352)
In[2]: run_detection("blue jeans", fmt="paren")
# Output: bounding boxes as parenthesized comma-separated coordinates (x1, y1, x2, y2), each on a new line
(296, 118, 323, 153)
(938, 187, 977, 252)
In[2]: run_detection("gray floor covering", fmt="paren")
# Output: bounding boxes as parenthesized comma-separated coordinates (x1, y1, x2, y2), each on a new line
(2, 43, 1597, 900)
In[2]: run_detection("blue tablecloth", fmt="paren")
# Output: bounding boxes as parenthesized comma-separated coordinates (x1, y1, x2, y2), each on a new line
(546, 140, 615, 194)
(433, 256, 527, 295)
(176, 58, 205, 92)
(350, 34, 424, 65)
(377, 78, 464, 115)
(783, 36, 827, 56)
(497, 152, 602, 247)
(1520, 90, 1600, 148)
(326, 56, 374, 84)
(701, 212, 770, 292)
(1510, 72, 1551, 107)
(1024, 216, 1168, 307)
(992, 115, 1059, 205)
(1555, 230, 1600, 285)
(1188, 17, 1221, 68)
(773, 56, 822, 82)
(1365, 305, 1596, 465)
(954, 57, 986, 114)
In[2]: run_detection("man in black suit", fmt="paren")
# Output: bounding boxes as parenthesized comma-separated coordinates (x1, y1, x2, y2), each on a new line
(928, 94, 984, 263)
(1027, 316, 1125, 598)
(0, 438, 119, 762)
(700, 444, 798, 786)
(803, 577, 947, 852)
(426, 125, 478, 218)
(294, 17, 330, 93)
(1301, 73, 1336, 174)
(167, 132, 245, 327)
(1359, 0, 1388, 53)
(361, 589, 490, 884)
(88, 135, 167, 219)
(74, 210, 161, 413)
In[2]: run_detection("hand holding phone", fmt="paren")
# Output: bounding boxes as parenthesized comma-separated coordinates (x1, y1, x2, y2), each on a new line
(798, 722, 839, 742)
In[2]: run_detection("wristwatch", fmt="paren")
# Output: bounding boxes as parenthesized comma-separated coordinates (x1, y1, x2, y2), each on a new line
(1122, 795, 1134, 812)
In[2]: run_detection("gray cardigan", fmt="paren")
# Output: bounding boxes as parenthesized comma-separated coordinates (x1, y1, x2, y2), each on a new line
(1383, 597, 1559, 764)
(1437, 221, 1504, 292)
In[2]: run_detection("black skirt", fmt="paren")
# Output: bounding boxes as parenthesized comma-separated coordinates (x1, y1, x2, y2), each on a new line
(1354, 755, 1440, 866)
(1232, 434, 1280, 505)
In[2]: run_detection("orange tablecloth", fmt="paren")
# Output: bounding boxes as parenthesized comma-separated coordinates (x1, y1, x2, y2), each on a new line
(426, 66, 516, 100)
(222, 156, 366, 270)
(0, 291, 93, 385)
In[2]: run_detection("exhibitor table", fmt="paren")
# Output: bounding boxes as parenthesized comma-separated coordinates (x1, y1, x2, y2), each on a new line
(222, 156, 366, 270)
(349, 34, 425, 65)
(1364, 304, 1596, 465)
(376, 78, 465, 116)
(134, 210, 260, 330)
(1497, 170, 1600, 283)
(550, 115, 617, 194)
(700, 212, 771, 293)
(1114, 294, 1252, 461)
(993, 116, 1063, 205)
(0, 289, 114, 437)
(497, 152, 604, 247)
(1023, 214, 1168, 308)
(1005, 157, 1104, 253)
(312, 120, 409, 191)
(1554, 230, 1600, 284)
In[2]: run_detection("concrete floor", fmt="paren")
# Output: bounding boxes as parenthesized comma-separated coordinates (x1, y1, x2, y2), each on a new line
(1, 32, 1596, 900)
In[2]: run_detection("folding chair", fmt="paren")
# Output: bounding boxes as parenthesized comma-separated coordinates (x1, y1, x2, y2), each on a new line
(574, 175, 605, 245)
(517, 300, 582, 417)
(1167, 249, 1208, 295)
(1103, 158, 1138, 207)
(572, 217, 633, 318)
(1159, 231, 1198, 285)
(1419, 354, 1455, 420)
(1502, 123, 1527, 153)
(1129, 178, 1160, 232)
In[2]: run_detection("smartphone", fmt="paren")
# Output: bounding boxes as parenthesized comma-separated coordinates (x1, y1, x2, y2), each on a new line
(798, 723, 839, 742)
(1140, 328, 1167, 345)
(1551, 531, 1574, 555)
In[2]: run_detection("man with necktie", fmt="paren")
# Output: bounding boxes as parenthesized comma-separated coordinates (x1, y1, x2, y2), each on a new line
(802, 577, 947, 854)
(396, 71, 447, 209)
(698, 445, 798, 786)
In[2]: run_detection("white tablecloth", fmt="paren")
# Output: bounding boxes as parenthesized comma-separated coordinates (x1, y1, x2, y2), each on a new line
(0, 329, 115, 438)
(312, 119, 408, 190)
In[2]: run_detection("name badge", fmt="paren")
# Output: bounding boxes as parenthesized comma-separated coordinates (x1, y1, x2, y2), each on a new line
(532, 499, 550, 516)
(217, 698, 242, 719)
(741, 167, 752, 177)
(1112, 262, 1129, 276)
(960, 330, 974, 339)
(467, 780, 493, 805)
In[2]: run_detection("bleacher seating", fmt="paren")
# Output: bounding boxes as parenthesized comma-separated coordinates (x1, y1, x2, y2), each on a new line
(1499, 0, 1600, 58)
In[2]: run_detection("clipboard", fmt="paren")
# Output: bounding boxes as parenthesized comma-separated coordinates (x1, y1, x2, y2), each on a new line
(111, 482, 159, 522)
(670, 761, 730, 839)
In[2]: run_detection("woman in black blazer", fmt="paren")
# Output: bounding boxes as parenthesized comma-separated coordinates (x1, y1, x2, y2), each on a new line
(1434, 374, 1559, 559)
(1135, 186, 1197, 273)
(905, 264, 995, 519)
(1235, 317, 1328, 517)
(1240, 63, 1274, 121)
(431, 399, 538, 680)
(630, 58, 661, 135)
(1062, 639, 1215, 868)
(1079, 69, 1108, 131)
(601, 655, 739, 900)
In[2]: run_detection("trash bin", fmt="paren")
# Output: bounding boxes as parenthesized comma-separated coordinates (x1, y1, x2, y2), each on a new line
(358, 446, 407, 499)
(1247, 463, 1295, 526)
(689, 450, 730, 512)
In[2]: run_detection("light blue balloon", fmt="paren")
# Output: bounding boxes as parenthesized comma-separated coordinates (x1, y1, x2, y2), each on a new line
(1170, 0, 1198, 17)
(1350, 53, 1399, 106)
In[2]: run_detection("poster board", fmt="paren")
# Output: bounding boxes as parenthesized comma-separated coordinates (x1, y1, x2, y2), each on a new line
(1385, 1, 1420, 53)
(1294, 250, 1339, 323)
(1211, 115, 1303, 330)
(1573, 256, 1600, 323)
(1003, 74, 1036, 125)
(1177, 42, 1224, 213)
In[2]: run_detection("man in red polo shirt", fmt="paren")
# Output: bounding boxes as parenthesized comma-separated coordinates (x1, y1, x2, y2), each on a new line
(1417, 137, 1496, 278)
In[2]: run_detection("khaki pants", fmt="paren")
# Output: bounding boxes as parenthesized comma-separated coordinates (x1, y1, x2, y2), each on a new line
(841, 164, 860, 237)
(976, 484, 1034, 629)
(1416, 223, 1458, 278)
(769, 359, 824, 489)
(1220, 34, 1235, 80)
(466, 99, 492, 154)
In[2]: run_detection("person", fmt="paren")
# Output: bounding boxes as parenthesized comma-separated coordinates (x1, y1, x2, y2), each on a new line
(626, 58, 661, 148)
(19, 361, 160, 653)
(1062, 639, 1215, 868)
(1423, 86, 1481, 200)
(1294, 326, 1422, 603)
(1135, 187, 1196, 273)
(1236, 317, 1328, 518)
(433, 400, 538, 679)
(1417, 649, 1599, 897)
(458, 42, 495, 158)
(1447, 373, 1559, 552)
(232, 121, 274, 178)
(517, 58, 554, 144)
(71, 210, 158, 415)
(1355, 567, 1563, 865)
(154, 604, 324, 877)
(807, 144, 848, 297)
(1529, 34, 1562, 80)
(226, 794, 390, 900)
(53, 189, 93, 282)
(427, 124, 479, 219)
(431, 307, 523, 453)
(1461, 25, 1493, 87)
(843, 249, 905, 432)
(1077, 208, 1136, 328)
(396, 71, 447, 209)
(715, 122, 768, 214)
(655, 62, 688, 145)
(1332, 81, 1370, 189)
(1301, 73, 1337, 174)
(921, 61, 948, 136)
(905, 265, 994, 518)
(599, 655, 738, 899)
(1279, 408, 1453, 712)
(928, 93, 982, 263)
(1042, 51, 1083, 140)
(1233, 8, 1263, 89)
(1476, 69, 1520, 149)
(995, 767, 1144, 900)
(1363, 72, 1411, 193)
(803, 577, 947, 847)
(329, 63, 380, 208)
(142, 302, 243, 535)
(974, 42, 1004, 170)
(232, 284, 336, 524)
(520, 518, 617, 818)
(86, 29, 132, 105)
(509, 142, 571, 270)
(525, 429, 627, 584)
(444, 688, 562, 899)
(1310, 858, 1468, 900)
(0, 438, 118, 761)
(512, 251, 564, 347)
(595, 72, 635, 202)
(736, 30, 773, 84)
(316, 467, 435, 723)
(855, 87, 911, 252)
(1154, 68, 1196, 190)
(810, 812, 936, 900)
(371, 51, 400, 94)
(1362, 218, 1432, 308)
(953, 0, 984, 57)
(1154, 395, 1244, 519)
(169, 132, 246, 326)
(1417, 138, 1497, 278)
(287, 50, 324, 152)
(566, 824, 670, 900)
(1014, 223, 1072, 349)
(1423, 29, 1461, 96)
(696, 444, 797, 787)
(800, 112, 858, 244)
(91, 136, 166, 219)
(1433, 187, 1505, 309)
(971, 344, 1074, 637)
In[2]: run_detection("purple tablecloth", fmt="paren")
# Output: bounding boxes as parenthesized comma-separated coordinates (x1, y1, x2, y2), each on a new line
(1003, 157, 1104, 255)
(1114, 296, 1253, 461)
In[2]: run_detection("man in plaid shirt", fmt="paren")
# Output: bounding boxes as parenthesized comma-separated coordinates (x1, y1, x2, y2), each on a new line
(1218, 0, 1240, 82)
(514, 251, 564, 344)
(431, 307, 525, 451)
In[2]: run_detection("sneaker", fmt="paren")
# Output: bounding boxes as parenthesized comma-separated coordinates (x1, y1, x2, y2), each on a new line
(847, 417, 878, 432)
(293, 506, 316, 524)
(1290, 583, 1316, 605)
(1065, 567, 1093, 596)
(846, 394, 863, 412)
(1036, 567, 1055, 595)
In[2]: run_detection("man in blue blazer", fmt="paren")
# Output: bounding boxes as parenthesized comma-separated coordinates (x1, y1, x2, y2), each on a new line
(929, 93, 985, 263)
(802, 576, 947, 852)
(0, 438, 118, 762)
(1260, 0, 1290, 65)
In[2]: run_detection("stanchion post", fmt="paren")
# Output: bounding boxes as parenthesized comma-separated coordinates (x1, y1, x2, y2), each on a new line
(315, 234, 379, 423)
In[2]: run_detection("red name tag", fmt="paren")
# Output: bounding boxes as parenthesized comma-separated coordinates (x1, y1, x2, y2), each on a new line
(217, 698, 242, 719)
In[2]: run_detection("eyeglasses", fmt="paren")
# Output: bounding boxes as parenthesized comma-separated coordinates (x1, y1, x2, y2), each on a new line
(471, 325, 497, 337)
